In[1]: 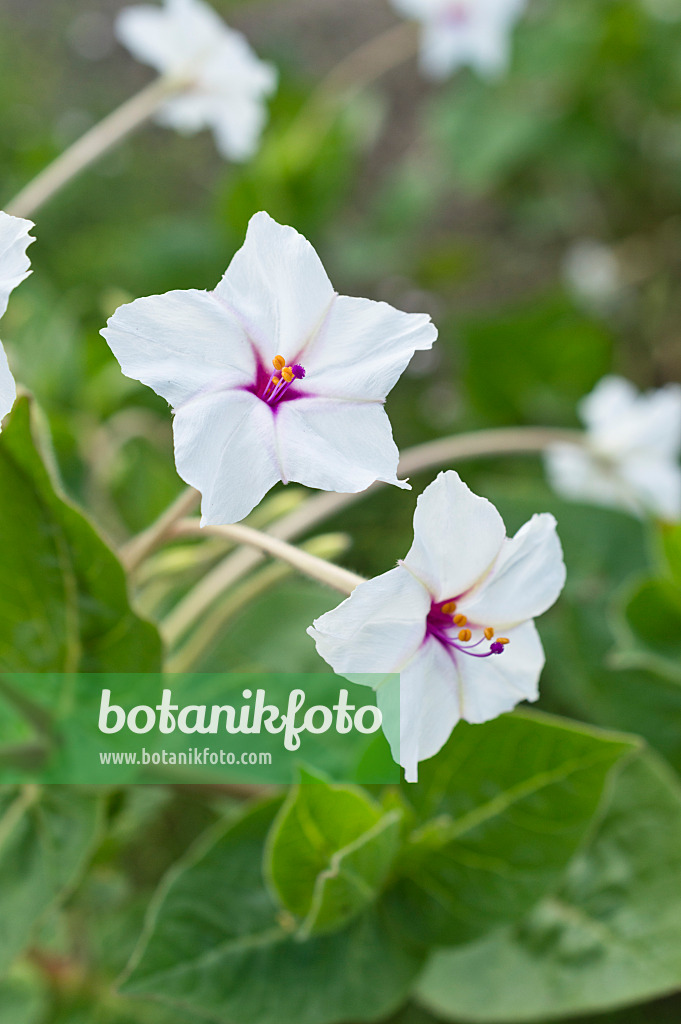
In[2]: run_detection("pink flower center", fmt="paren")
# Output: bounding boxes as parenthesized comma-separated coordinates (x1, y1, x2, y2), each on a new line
(260, 355, 306, 407)
(426, 598, 508, 658)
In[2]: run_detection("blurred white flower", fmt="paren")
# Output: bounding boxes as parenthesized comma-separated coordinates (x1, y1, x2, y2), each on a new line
(0, 212, 34, 429)
(545, 376, 681, 521)
(308, 471, 565, 782)
(391, 0, 528, 80)
(102, 211, 437, 525)
(563, 239, 622, 307)
(116, 0, 277, 161)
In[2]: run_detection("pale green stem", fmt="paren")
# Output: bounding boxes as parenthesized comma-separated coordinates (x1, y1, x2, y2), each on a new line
(172, 521, 363, 595)
(160, 426, 583, 646)
(120, 487, 200, 574)
(5, 76, 186, 219)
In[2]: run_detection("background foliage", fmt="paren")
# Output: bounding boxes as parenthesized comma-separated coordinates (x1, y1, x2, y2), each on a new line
(1, 0, 681, 1021)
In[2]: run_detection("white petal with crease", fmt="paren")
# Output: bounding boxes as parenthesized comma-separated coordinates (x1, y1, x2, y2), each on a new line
(404, 471, 506, 601)
(173, 389, 281, 524)
(462, 514, 565, 629)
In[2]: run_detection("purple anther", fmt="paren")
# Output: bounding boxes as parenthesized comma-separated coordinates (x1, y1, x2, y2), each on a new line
(291, 364, 306, 379)
(490, 641, 505, 655)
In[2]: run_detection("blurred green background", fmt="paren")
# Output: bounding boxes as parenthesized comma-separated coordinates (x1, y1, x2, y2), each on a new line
(2, 0, 681, 1021)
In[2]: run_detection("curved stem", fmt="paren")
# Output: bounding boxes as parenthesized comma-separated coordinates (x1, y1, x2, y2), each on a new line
(172, 520, 364, 595)
(160, 426, 583, 646)
(120, 487, 200, 573)
(5, 76, 184, 219)
(282, 19, 418, 164)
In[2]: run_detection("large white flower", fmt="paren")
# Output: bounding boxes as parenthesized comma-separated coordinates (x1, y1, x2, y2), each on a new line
(391, 0, 527, 79)
(545, 376, 681, 522)
(102, 211, 437, 525)
(308, 471, 565, 782)
(116, 0, 277, 161)
(0, 212, 34, 429)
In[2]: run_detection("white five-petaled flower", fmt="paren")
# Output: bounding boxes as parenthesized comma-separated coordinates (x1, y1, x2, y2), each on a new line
(0, 212, 34, 429)
(308, 471, 566, 782)
(116, 0, 277, 161)
(545, 376, 681, 522)
(391, 0, 528, 80)
(102, 211, 438, 525)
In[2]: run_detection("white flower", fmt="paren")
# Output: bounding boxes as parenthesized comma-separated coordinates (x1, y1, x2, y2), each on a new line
(545, 376, 681, 522)
(308, 470, 565, 782)
(101, 211, 437, 525)
(0, 212, 34, 429)
(391, 0, 528, 80)
(116, 0, 277, 161)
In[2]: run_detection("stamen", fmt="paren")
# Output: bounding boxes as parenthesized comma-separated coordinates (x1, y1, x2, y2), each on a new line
(442, 601, 457, 614)
(426, 600, 510, 660)
(453, 613, 467, 626)
(458, 629, 472, 642)
(497, 637, 510, 645)
(260, 357, 307, 406)
(484, 627, 494, 640)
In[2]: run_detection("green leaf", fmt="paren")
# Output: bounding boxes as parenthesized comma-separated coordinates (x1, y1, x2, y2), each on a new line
(265, 770, 401, 937)
(121, 800, 425, 1024)
(0, 786, 101, 976)
(622, 577, 681, 668)
(0, 396, 162, 674)
(416, 750, 681, 1022)
(387, 711, 636, 947)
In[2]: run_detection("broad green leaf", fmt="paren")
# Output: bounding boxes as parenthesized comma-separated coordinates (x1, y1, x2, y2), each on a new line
(416, 750, 681, 1022)
(266, 771, 401, 937)
(121, 800, 425, 1024)
(0, 397, 162, 675)
(0, 786, 101, 976)
(387, 711, 636, 947)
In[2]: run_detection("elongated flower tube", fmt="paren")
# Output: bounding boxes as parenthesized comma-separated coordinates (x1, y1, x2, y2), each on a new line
(390, 0, 527, 79)
(0, 212, 34, 428)
(102, 212, 438, 524)
(545, 376, 681, 522)
(116, 0, 277, 161)
(308, 471, 566, 782)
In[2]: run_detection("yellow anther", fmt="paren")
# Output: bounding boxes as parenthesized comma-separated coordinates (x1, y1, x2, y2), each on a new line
(273, 355, 286, 371)
(281, 366, 294, 383)
(484, 627, 494, 641)
(498, 637, 510, 645)
(453, 614, 467, 627)
(458, 629, 472, 642)
(271, 377, 280, 386)
(442, 601, 457, 614)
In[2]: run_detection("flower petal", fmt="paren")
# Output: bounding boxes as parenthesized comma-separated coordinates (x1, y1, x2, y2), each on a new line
(395, 637, 464, 783)
(619, 456, 681, 522)
(298, 294, 437, 402)
(173, 389, 281, 524)
(579, 375, 638, 435)
(544, 444, 642, 516)
(456, 619, 544, 724)
(404, 471, 506, 602)
(214, 212, 336, 367)
(101, 289, 255, 409)
(116, 0, 224, 73)
(0, 212, 34, 319)
(0, 341, 16, 428)
(307, 565, 431, 678)
(462, 513, 566, 629)
(275, 396, 410, 493)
